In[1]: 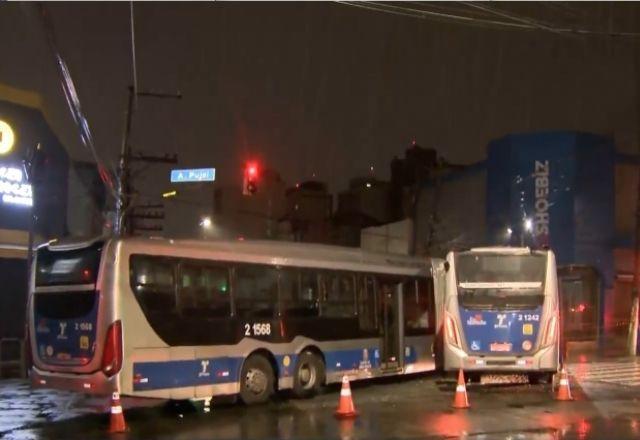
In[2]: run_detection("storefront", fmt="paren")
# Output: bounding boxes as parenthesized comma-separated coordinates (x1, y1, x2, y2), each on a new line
(0, 86, 69, 339)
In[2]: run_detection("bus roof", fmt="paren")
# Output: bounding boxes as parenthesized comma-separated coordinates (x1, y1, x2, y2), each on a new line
(45, 237, 436, 276)
(466, 246, 543, 255)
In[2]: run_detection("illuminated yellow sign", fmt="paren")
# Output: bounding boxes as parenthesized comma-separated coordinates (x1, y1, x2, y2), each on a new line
(0, 120, 15, 155)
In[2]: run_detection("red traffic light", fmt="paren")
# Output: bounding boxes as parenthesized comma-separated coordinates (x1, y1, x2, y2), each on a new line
(246, 162, 258, 178)
(243, 161, 259, 195)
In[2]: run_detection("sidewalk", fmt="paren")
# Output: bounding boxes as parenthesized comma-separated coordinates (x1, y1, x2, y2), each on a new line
(565, 333, 630, 364)
(566, 333, 640, 387)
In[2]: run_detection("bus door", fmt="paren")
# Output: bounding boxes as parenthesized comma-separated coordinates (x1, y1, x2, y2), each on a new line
(378, 280, 404, 371)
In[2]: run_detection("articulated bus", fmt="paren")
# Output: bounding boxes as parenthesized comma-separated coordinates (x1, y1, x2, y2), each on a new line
(28, 237, 445, 404)
(442, 247, 559, 382)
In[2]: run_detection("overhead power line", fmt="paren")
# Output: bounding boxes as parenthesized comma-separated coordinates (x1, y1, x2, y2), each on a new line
(336, 1, 640, 38)
(38, 5, 117, 198)
(460, 2, 560, 33)
(337, 1, 534, 30)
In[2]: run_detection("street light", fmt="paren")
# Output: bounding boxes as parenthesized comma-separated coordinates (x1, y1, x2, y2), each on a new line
(524, 218, 533, 232)
(200, 216, 212, 229)
(521, 218, 533, 246)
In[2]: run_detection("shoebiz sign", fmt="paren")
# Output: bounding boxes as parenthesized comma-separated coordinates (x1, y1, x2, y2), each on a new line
(0, 164, 32, 207)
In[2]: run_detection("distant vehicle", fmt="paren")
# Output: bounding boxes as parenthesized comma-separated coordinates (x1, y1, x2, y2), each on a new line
(27, 237, 445, 404)
(442, 247, 559, 382)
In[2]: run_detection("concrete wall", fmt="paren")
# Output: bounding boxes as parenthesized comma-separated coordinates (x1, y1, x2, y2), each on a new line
(361, 219, 411, 255)
(417, 167, 487, 257)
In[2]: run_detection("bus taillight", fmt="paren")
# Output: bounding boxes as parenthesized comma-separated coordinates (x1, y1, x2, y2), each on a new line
(445, 313, 462, 348)
(101, 320, 122, 377)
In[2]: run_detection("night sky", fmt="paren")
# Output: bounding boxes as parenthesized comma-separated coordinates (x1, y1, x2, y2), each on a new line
(1, 2, 639, 210)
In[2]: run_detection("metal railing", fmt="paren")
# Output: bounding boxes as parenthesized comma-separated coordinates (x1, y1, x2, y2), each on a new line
(0, 338, 26, 379)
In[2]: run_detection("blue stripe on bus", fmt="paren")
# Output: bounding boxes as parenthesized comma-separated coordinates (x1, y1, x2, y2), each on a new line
(133, 357, 243, 391)
(132, 346, 418, 391)
(324, 347, 380, 372)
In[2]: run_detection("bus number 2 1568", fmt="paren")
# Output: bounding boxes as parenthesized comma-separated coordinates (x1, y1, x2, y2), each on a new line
(244, 323, 272, 336)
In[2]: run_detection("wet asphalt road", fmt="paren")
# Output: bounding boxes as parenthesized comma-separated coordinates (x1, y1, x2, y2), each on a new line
(2, 370, 640, 440)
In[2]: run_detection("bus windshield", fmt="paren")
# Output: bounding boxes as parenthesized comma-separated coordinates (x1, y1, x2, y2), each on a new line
(455, 253, 546, 310)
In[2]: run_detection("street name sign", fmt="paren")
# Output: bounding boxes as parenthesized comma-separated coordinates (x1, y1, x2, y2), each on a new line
(170, 168, 216, 183)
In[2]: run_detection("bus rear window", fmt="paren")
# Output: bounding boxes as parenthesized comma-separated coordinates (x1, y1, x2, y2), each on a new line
(34, 291, 97, 319)
(455, 253, 546, 284)
(36, 242, 103, 286)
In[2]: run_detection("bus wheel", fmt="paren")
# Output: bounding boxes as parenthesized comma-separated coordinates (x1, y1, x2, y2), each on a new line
(292, 351, 325, 398)
(239, 355, 275, 405)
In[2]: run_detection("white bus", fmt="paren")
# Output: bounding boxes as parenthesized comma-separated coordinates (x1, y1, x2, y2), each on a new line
(28, 237, 445, 404)
(442, 247, 559, 382)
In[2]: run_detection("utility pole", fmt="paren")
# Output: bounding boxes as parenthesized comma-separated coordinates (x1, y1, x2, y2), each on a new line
(130, 203, 165, 234)
(629, 22, 640, 356)
(115, 86, 181, 236)
(23, 143, 43, 298)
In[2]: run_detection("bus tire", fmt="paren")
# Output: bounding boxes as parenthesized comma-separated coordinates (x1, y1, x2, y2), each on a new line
(292, 351, 325, 398)
(239, 354, 275, 405)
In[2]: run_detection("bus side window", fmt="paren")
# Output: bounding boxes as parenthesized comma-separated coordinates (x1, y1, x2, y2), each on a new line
(279, 268, 319, 318)
(321, 273, 356, 318)
(130, 255, 176, 315)
(358, 275, 377, 332)
(235, 264, 278, 318)
(179, 262, 231, 318)
(404, 277, 435, 335)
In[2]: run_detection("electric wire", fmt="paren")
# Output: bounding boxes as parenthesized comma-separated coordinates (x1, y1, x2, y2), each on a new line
(336, 1, 640, 38)
(37, 5, 117, 198)
(460, 2, 560, 33)
(337, 1, 534, 30)
(129, 1, 139, 102)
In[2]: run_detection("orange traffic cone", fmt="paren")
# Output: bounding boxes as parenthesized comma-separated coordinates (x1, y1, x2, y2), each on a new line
(452, 369, 470, 409)
(335, 375, 358, 418)
(555, 367, 573, 401)
(109, 391, 127, 433)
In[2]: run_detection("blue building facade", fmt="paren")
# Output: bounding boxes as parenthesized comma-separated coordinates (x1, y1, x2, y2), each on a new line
(486, 132, 616, 340)
(487, 132, 615, 287)
(421, 131, 619, 340)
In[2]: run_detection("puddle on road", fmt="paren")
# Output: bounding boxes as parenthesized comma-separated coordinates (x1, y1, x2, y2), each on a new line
(2, 377, 640, 440)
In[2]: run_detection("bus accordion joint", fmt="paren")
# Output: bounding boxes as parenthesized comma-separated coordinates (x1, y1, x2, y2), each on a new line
(101, 320, 123, 377)
(445, 312, 462, 349)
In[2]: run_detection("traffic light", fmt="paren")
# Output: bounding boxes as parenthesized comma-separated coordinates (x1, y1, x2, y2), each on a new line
(243, 161, 259, 195)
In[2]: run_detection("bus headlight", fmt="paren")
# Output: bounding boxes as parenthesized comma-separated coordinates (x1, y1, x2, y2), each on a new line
(541, 314, 558, 348)
(445, 312, 462, 349)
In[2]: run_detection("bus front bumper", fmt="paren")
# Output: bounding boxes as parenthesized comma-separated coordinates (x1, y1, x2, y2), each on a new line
(444, 343, 558, 372)
(30, 365, 117, 396)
